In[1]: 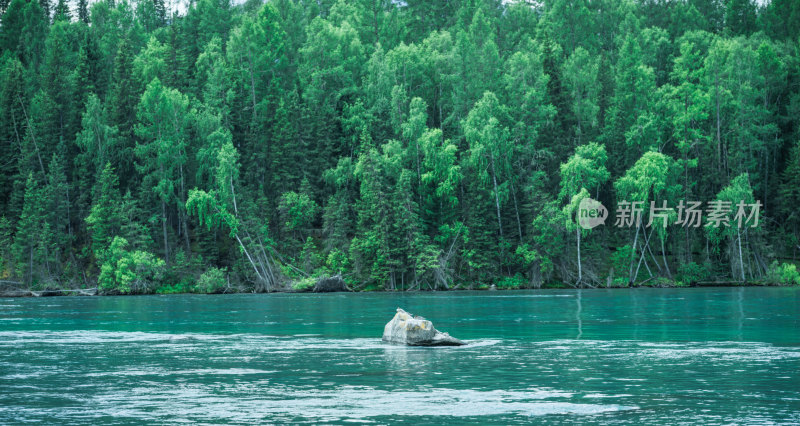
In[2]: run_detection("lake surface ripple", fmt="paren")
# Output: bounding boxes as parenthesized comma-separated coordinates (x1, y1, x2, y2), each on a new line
(1, 288, 798, 424)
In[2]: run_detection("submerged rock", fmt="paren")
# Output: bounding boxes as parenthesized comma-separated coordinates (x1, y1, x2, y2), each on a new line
(382, 308, 466, 346)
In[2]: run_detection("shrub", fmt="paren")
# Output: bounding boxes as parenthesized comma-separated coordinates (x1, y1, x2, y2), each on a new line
(163, 250, 203, 292)
(326, 248, 350, 274)
(676, 262, 710, 285)
(765, 261, 800, 286)
(291, 276, 316, 291)
(609, 277, 628, 287)
(610, 245, 633, 275)
(195, 267, 229, 294)
(156, 283, 191, 294)
(496, 274, 525, 289)
(98, 237, 165, 294)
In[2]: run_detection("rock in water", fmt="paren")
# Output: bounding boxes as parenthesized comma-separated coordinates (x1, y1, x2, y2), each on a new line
(313, 274, 349, 292)
(382, 308, 466, 346)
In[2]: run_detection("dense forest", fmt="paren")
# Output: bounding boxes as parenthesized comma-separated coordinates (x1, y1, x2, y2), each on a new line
(1, 0, 799, 293)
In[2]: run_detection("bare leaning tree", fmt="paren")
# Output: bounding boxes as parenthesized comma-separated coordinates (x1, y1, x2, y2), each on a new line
(186, 138, 280, 292)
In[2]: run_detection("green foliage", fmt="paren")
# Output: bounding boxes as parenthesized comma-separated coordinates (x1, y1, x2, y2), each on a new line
(676, 262, 711, 285)
(86, 163, 122, 264)
(326, 248, 350, 274)
(764, 262, 800, 286)
(496, 273, 525, 290)
(562, 47, 600, 143)
(615, 152, 682, 204)
(610, 245, 633, 278)
(560, 142, 610, 202)
(11, 173, 48, 284)
(195, 266, 229, 293)
(98, 237, 165, 294)
(299, 236, 323, 274)
(279, 191, 319, 235)
(706, 173, 759, 281)
(291, 276, 316, 292)
(0, 0, 796, 292)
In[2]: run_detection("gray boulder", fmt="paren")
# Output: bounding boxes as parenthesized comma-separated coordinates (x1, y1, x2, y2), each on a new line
(313, 274, 349, 292)
(382, 308, 465, 346)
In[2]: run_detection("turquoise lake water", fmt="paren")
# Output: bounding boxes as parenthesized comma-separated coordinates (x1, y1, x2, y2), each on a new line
(1, 287, 798, 424)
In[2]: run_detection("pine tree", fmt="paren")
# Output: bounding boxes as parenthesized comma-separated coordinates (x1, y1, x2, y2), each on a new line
(38, 0, 50, 23)
(74, 39, 95, 110)
(604, 27, 658, 174)
(77, 0, 89, 23)
(0, 58, 28, 215)
(562, 47, 600, 145)
(74, 94, 120, 213)
(43, 21, 78, 148)
(21, 0, 49, 73)
(350, 144, 396, 288)
(106, 37, 139, 186)
(667, 33, 710, 251)
(134, 78, 193, 264)
(0, 0, 27, 54)
(86, 163, 122, 264)
(44, 153, 72, 275)
(724, 0, 756, 35)
(53, 0, 69, 21)
(0, 216, 13, 277)
(11, 173, 47, 284)
(779, 139, 800, 255)
(463, 91, 511, 240)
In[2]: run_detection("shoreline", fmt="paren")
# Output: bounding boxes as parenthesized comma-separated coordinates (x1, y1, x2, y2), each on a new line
(0, 282, 791, 298)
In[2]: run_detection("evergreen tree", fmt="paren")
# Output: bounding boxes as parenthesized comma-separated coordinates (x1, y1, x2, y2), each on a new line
(53, 0, 69, 21)
(21, 0, 48, 73)
(134, 78, 193, 264)
(106, 37, 139, 185)
(0, 0, 796, 289)
(77, 0, 89, 23)
(43, 21, 78, 148)
(86, 163, 122, 264)
(44, 153, 72, 275)
(74, 94, 120, 212)
(0, 58, 27, 213)
(562, 47, 600, 145)
(11, 173, 48, 284)
(0, 0, 27, 54)
(463, 91, 512, 241)
(724, 0, 756, 35)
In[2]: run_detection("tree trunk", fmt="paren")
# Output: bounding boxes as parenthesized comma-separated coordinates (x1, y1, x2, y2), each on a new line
(161, 200, 169, 265)
(737, 227, 745, 282)
(576, 226, 582, 286)
(234, 233, 266, 286)
(489, 153, 502, 238)
(629, 223, 639, 285)
(180, 164, 190, 253)
(511, 183, 522, 241)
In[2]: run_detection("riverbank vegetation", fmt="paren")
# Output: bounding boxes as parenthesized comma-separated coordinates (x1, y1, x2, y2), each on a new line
(1, 0, 800, 294)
